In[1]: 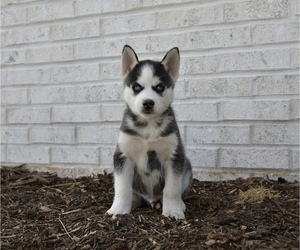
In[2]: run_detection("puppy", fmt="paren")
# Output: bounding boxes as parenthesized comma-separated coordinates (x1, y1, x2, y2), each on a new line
(106, 45, 192, 219)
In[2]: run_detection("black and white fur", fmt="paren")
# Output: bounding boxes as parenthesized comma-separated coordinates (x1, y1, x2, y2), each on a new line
(106, 45, 192, 219)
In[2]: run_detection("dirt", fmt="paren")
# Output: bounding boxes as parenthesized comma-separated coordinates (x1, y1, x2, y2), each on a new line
(1, 166, 299, 250)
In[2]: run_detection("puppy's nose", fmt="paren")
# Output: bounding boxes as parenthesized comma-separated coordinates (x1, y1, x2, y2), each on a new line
(143, 99, 155, 111)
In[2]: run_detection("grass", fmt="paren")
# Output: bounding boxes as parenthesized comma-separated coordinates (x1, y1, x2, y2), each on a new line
(236, 186, 280, 204)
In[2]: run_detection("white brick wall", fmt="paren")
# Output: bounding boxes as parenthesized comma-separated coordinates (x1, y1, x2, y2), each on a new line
(1, 0, 299, 180)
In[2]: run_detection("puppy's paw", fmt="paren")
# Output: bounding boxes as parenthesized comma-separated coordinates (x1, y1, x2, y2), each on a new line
(106, 201, 131, 216)
(162, 199, 186, 220)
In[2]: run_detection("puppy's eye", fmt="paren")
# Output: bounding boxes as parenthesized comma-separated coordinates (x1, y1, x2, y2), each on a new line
(154, 84, 165, 93)
(132, 83, 143, 94)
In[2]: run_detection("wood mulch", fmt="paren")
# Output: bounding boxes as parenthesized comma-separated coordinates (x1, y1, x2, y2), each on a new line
(1, 166, 299, 250)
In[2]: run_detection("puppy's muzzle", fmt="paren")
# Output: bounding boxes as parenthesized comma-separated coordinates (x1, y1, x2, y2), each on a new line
(143, 99, 155, 113)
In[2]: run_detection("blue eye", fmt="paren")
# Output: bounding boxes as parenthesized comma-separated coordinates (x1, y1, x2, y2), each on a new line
(132, 83, 143, 94)
(154, 84, 165, 93)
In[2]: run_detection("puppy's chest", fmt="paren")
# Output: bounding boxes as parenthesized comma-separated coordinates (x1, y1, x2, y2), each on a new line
(133, 150, 165, 198)
(119, 132, 178, 197)
(119, 132, 178, 168)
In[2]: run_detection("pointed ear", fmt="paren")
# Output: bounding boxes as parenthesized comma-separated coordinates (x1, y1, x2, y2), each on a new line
(161, 47, 180, 82)
(121, 45, 139, 78)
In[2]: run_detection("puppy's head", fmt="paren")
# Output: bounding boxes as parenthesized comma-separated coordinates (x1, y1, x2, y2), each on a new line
(121, 45, 180, 119)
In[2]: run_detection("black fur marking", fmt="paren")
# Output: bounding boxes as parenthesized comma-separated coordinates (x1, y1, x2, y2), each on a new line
(127, 107, 148, 127)
(124, 60, 174, 89)
(144, 171, 151, 176)
(160, 107, 179, 137)
(113, 146, 127, 174)
(120, 107, 142, 136)
(147, 151, 161, 172)
(133, 167, 148, 195)
(153, 177, 165, 196)
(130, 107, 147, 125)
(171, 141, 186, 174)
(122, 127, 139, 136)
(156, 121, 163, 127)
(135, 120, 148, 127)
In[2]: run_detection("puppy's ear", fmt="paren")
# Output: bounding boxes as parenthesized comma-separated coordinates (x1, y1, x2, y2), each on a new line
(121, 45, 139, 78)
(161, 47, 180, 82)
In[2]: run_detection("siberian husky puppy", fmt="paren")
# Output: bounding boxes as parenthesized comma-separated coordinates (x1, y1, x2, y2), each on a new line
(106, 45, 192, 219)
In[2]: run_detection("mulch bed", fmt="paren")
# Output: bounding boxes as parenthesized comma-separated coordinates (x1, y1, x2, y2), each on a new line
(1, 166, 299, 250)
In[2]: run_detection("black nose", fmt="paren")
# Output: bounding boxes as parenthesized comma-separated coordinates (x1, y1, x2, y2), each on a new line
(143, 99, 155, 111)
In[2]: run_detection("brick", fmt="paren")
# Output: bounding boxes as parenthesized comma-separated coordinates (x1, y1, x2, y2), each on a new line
(101, 62, 120, 80)
(130, 33, 186, 53)
(253, 124, 299, 145)
(220, 148, 289, 169)
(223, 0, 289, 22)
(254, 75, 299, 95)
(1, 145, 6, 163)
(1, 108, 6, 124)
(103, 14, 156, 35)
(1, 127, 28, 144)
(174, 80, 186, 99)
(1, 88, 27, 105)
(126, 0, 153, 9)
(51, 106, 101, 123)
(153, 0, 198, 4)
(290, 99, 299, 120)
(6, 68, 51, 85)
(75, 40, 121, 60)
(189, 27, 251, 49)
(186, 126, 250, 145)
(102, 104, 125, 122)
(157, 6, 219, 29)
(77, 125, 119, 144)
(1, 31, 6, 48)
(5, 26, 50, 46)
(75, 84, 123, 103)
(221, 100, 290, 120)
(28, 2, 74, 23)
(186, 148, 218, 168)
(29, 86, 76, 104)
(7, 107, 50, 124)
(51, 64, 100, 83)
(100, 146, 115, 165)
(291, 47, 299, 69)
(186, 78, 252, 98)
(30, 126, 75, 144)
(27, 45, 74, 64)
(1, 70, 6, 86)
(296, 0, 300, 16)
(1, 49, 26, 65)
(1, 8, 27, 26)
(52, 20, 100, 41)
(26, 165, 76, 178)
(219, 49, 291, 72)
(291, 149, 299, 170)
(7, 145, 50, 164)
(75, 34, 186, 60)
(2, 0, 37, 5)
(51, 147, 99, 164)
(173, 102, 218, 122)
(75, 0, 125, 16)
(253, 22, 299, 44)
(181, 55, 219, 75)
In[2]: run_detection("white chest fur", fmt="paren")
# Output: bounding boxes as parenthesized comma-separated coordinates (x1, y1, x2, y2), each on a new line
(118, 132, 178, 167)
(118, 132, 178, 199)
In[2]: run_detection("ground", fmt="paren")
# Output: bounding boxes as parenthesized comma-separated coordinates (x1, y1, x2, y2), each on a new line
(1, 166, 299, 250)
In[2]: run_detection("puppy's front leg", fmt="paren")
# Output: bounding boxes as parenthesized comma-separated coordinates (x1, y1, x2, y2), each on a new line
(162, 161, 186, 220)
(107, 157, 134, 215)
